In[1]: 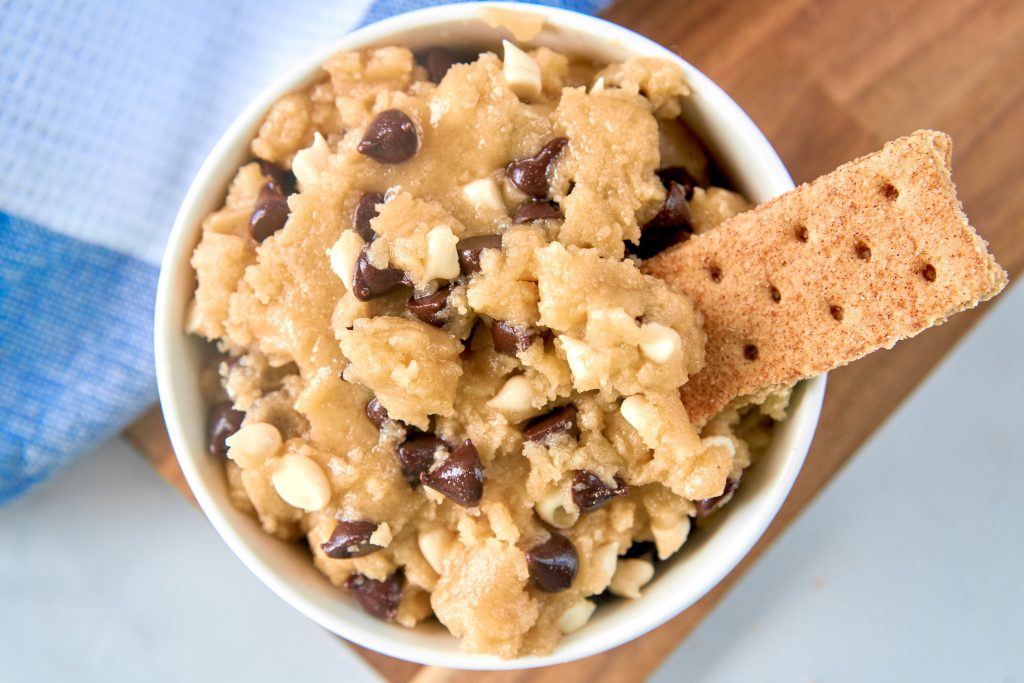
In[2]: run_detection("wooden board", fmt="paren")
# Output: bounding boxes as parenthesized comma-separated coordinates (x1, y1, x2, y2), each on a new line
(125, 0, 1023, 680)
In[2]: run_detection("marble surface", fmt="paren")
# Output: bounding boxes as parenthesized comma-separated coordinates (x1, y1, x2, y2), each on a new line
(2, 284, 1019, 682)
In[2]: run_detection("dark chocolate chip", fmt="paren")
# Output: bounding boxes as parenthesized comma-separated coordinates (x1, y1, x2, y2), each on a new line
(321, 520, 382, 559)
(571, 470, 629, 512)
(491, 319, 536, 355)
(507, 138, 568, 198)
(695, 478, 739, 517)
(855, 241, 872, 261)
(420, 439, 483, 507)
(249, 183, 290, 243)
(352, 249, 408, 301)
(644, 181, 692, 231)
(769, 285, 782, 303)
(366, 397, 391, 430)
(881, 182, 899, 200)
(743, 344, 759, 361)
(345, 572, 403, 621)
(795, 225, 809, 242)
(622, 540, 657, 559)
(456, 234, 503, 275)
(357, 109, 419, 164)
(522, 405, 579, 444)
(407, 285, 452, 327)
(627, 225, 692, 260)
(830, 304, 844, 321)
(352, 192, 385, 242)
(207, 401, 245, 458)
(656, 166, 701, 198)
(526, 533, 578, 593)
(922, 263, 937, 282)
(257, 160, 297, 196)
(397, 435, 445, 486)
(513, 200, 562, 224)
(423, 47, 474, 84)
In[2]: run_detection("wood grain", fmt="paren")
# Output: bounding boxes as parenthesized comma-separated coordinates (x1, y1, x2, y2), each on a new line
(125, 0, 1021, 680)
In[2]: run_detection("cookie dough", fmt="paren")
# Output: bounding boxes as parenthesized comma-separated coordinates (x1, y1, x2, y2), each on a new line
(188, 42, 779, 658)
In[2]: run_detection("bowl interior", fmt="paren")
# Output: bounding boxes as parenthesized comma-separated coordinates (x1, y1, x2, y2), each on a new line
(155, 2, 825, 670)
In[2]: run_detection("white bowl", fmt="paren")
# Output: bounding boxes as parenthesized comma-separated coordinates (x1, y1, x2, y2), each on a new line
(155, 1, 826, 670)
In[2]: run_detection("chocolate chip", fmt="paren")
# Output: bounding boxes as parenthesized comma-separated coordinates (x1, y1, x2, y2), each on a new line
(708, 264, 723, 283)
(491, 320, 536, 355)
(352, 249, 408, 301)
(881, 182, 899, 200)
(420, 439, 483, 507)
(656, 166, 701, 198)
(922, 263, 937, 282)
(622, 540, 657, 559)
(522, 405, 579, 444)
(423, 47, 474, 84)
(345, 572, 402, 621)
(513, 200, 562, 224)
(366, 397, 391, 430)
(249, 183, 290, 243)
(207, 401, 245, 458)
(795, 225, 809, 242)
(769, 285, 781, 303)
(357, 109, 419, 164)
(407, 286, 452, 327)
(695, 478, 739, 517)
(627, 225, 692, 260)
(571, 470, 629, 512)
(397, 434, 445, 486)
(321, 520, 382, 558)
(644, 181, 692, 231)
(830, 304, 844, 321)
(257, 160, 296, 196)
(507, 138, 568, 198)
(456, 234, 503, 275)
(352, 192, 385, 242)
(743, 344, 759, 361)
(526, 533, 578, 593)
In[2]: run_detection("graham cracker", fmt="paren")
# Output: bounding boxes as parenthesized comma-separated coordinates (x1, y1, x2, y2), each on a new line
(643, 130, 1007, 426)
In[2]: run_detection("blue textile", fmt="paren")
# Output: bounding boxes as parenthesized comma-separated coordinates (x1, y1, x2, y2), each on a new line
(0, 0, 607, 503)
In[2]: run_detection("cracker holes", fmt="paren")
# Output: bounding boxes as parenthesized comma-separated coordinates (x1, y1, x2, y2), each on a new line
(742, 344, 759, 361)
(795, 225, 809, 242)
(769, 284, 781, 303)
(855, 241, 872, 261)
(829, 304, 844, 322)
(922, 263, 937, 282)
(881, 182, 899, 201)
(708, 264, 723, 283)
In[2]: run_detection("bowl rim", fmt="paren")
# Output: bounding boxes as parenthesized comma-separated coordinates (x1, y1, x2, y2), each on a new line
(155, 1, 826, 670)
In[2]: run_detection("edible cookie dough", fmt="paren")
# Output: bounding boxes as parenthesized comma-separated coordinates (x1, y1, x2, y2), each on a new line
(188, 41, 782, 657)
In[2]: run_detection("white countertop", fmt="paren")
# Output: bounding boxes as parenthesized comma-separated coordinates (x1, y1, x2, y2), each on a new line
(2, 283, 1020, 682)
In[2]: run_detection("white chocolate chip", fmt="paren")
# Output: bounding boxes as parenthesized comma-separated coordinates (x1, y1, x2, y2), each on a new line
(702, 435, 737, 458)
(226, 422, 282, 469)
(422, 225, 461, 282)
(590, 77, 605, 94)
(462, 177, 506, 213)
(271, 454, 332, 512)
(327, 230, 365, 290)
(502, 40, 542, 101)
(291, 131, 330, 192)
(418, 526, 455, 574)
(640, 322, 682, 364)
(368, 522, 393, 548)
(534, 486, 580, 529)
(609, 558, 655, 599)
(620, 394, 659, 449)
(486, 374, 537, 415)
(557, 599, 597, 634)
(557, 335, 607, 387)
(652, 516, 691, 560)
(593, 542, 619, 590)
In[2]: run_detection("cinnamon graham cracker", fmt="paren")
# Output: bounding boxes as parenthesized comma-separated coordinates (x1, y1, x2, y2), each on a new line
(643, 130, 1007, 426)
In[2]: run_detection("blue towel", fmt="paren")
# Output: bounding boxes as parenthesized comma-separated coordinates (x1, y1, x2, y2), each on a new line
(0, 0, 607, 503)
